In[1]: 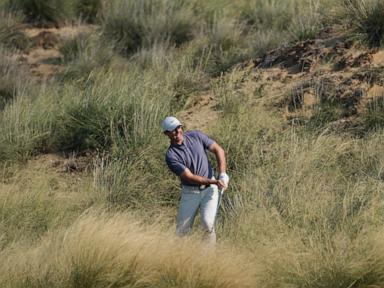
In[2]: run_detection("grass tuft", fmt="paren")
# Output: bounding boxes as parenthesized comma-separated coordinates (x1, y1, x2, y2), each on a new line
(361, 95, 384, 130)
(342, 0, 384, 47)
(0, 11, 29, 50)
(103, 0, 195, 56)
(10, 0, 77, 26)
(0, 211, 254, 288)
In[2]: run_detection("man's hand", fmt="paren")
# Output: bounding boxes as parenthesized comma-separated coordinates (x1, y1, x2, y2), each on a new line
(216, 179, 226, 190)
(219, 172, 229, 190)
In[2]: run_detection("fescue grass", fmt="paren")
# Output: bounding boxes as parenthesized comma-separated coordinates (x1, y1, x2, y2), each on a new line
(3, 0, 384, 287)
(9, 0, 77, 26)
(0, 158, 98, 247)
(77, 0, 102, 23)
(102, 0, 195, 56)
(7, 0, 102, 26)
(0, 11, 29, 50)
(362, 95, 384, 130)
(0, 211, 254, 288)
(341, 0, 384, 47)
(0, 47, 30, 111)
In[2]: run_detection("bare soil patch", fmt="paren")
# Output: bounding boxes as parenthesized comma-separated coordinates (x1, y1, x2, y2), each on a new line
(177, 93, 219, 132)
(246, 31, 384, 127)
(15, 25, 95, 81)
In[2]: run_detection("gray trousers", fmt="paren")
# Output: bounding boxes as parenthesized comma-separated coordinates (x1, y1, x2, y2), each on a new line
(176, 183, 219, 244)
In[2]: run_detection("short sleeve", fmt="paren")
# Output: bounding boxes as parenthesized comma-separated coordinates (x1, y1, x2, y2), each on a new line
(166, 155, 186, 176)
(195, 131, 215, 149)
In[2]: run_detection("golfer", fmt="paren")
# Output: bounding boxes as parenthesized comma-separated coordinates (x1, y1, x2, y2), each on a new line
(162, 116, 229, 243)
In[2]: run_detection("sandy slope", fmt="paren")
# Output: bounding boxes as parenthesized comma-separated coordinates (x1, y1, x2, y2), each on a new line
(13, 25, 384, 135)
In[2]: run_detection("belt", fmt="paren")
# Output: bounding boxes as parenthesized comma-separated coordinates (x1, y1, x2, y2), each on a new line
(182, 184, 209, 191)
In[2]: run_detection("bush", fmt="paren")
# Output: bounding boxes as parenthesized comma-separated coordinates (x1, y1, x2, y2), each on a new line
(0, 47, 29, 110)
(10, 0, 77, 25)
(361, 95, 384, 129)
(77, 0, 102, 23)
(247, 30, 289, 59)
(0, 94, 54, 161)
(342, 0, 384, 47)
(289, 1, 324, 41)
(193, 16, 246, 76)
(58, 33, 113, 81)
(54, 101, 111, 152)
(234, 0, 298, 31)
(93, 151, 178, 209)
(102, 0, 195, 56)
(0, 11, 29, 50)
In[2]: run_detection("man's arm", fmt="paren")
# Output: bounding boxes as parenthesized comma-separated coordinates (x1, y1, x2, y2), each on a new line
(180, 168, 226, 189)
(208, 142, 226, 174)
(209, 142, 229, 189)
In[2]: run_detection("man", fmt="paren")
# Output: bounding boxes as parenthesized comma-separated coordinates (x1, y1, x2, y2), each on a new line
(162, 116, 229, 243)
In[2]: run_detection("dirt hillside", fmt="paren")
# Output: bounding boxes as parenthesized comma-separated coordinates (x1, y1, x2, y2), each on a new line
(12, 25, 94, 81)
(243, 30, 384, 130)
(12, 26, 384, 134)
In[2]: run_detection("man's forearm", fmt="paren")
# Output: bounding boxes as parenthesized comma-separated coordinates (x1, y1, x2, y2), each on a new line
(209, 142, 227, 174)
(180, 169, 219, 186)
(185, 174, 218, 186)
(216, 147, 226, 174)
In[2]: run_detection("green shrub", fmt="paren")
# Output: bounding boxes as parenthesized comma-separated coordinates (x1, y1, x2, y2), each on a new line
(0, 11, 29, 50)
(179, 15, 246, 77)
(361, 95, 384, 129)
(0, 94, 54, 161)
(10, 0, 77, 25)
(247, 30, 289, 59)
(342, 0, 384, 47)
(234, 0, 298, 31)
(58, 33, 113, 81)
(55, 101, 111, 152)
(77, 0, 102, 23)
(0, 48, 29, 111)
(102, 0, 195, 56)
(289, 2, 324, 41)
(59, 32, 104, 64)
(93, 151, 178, 209)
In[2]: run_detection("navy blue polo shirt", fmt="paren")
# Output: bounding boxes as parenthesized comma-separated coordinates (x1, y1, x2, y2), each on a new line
(165, 130, 215, 186)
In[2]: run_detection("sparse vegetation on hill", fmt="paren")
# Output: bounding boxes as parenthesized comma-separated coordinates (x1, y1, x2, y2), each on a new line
(2, 0, 384, 287)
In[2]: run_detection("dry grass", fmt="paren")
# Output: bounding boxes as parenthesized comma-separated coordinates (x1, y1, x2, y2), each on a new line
(0, 211, 254, 288)
(3, 0, 384, 287)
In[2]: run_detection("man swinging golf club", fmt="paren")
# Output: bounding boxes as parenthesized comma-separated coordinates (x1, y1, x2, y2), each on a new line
(162, 116, 229, 243)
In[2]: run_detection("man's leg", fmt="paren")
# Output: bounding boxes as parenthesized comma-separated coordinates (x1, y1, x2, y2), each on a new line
(176, 190, 200, 237)
(200, 185, 219, 244)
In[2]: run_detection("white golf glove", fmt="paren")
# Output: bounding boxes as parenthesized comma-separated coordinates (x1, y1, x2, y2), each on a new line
(219, 172, 229, 190)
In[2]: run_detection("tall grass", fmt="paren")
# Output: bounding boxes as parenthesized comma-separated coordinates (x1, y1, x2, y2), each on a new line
(0, 211, 254, 288)
(0, 10, 29, 50)
(53, 66, 175, 153)
(362, 95, 384, 129)
(9, 0, 77, 25)
(209, 67, 384, 286)
(234, 0, 326, 39)
(77, 0, 102, 23)
(0, 160, 97, 247)
(341, 0, 384, 47)
(103, 0, 195, 56)
(3, 0, 384, 287)
(0, 47, 29, 111)
(0, 83, 56, 161)
(7, 0, 102, 25)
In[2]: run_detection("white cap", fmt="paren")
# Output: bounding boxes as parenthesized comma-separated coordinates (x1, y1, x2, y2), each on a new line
(162, 116, 182, 132)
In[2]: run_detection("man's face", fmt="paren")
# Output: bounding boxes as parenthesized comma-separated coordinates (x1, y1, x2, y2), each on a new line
(164, 125, 183, 144)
